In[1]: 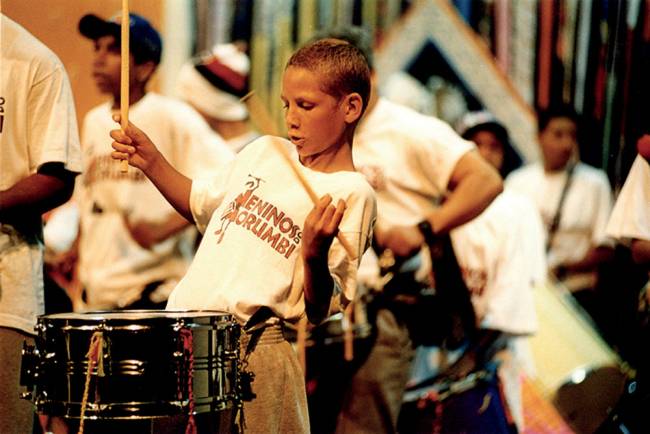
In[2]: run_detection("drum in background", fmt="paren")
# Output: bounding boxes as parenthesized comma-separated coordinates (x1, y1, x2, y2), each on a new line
(286, 293, 373, 350)
(286, 296, 375, 434)
(21, 310, 240, 422)
(528, 281, 629, 433)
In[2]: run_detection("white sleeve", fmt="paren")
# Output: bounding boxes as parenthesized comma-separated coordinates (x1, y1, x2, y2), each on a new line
(328, 180, 377, 306)
(189, 162, 235, 234)
(606, 155, 650, 242)
(416, 118, 474, 192)
(29, 63, 82, 173)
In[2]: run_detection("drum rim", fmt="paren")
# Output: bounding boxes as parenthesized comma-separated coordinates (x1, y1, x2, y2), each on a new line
(39, 309, 234, 320)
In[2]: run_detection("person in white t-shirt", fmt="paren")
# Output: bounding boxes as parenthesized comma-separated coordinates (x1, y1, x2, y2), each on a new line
(69, 12, 234, 312)
(506, 104, 615, 316)
(308, 28, 503, 434)
(397, 112, 545, 433)
(175, 42, 260, 154)
(110, 38, 377, 434)
(0, 14, 82, 434)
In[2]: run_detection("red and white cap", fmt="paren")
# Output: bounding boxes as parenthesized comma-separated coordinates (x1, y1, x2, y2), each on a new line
(176, 43, 250, 121)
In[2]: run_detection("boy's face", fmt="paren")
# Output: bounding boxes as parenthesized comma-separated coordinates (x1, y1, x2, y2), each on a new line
(281, 66, 349, 160)
(470, 130, 504, 172)
(91, 35, 123, 95)
(539, 116, 577, 171)
(91, 35, 149, 97)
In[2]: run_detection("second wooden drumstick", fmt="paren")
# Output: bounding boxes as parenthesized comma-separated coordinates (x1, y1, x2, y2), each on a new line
(119, 0, 130, 173)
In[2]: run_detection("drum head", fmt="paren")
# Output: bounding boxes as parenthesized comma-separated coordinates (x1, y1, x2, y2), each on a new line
(552, 365, 628, 434)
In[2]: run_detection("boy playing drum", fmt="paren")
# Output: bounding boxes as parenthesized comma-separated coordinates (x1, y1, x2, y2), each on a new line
(110, 38, 376, 433)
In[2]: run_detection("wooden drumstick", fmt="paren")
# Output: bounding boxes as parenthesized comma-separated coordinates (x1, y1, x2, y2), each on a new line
(241, 91, 357, 260)
(241, 90, 280, 136)
(343, 301, 354, 361)
(296, 316, 308, 374)
(119, 0, 130, 173)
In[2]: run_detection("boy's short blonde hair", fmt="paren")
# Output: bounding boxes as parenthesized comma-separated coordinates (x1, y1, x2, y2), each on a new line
(286, 38, 371, 115)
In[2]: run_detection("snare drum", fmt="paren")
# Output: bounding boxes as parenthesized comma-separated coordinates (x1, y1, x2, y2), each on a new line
(21, 310, 240, 420)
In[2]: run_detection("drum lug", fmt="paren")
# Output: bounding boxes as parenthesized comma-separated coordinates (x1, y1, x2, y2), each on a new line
(20, 391, 32, 401)
(35, 322, 46, 334)
(20, 341, 38, 390)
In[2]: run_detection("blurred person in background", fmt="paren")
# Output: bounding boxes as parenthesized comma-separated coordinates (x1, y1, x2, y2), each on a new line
(66, 11, 233, 312)
(506, 105, 615, 324)
(0, 14, 82, 434)
(175, 42, 259, 154)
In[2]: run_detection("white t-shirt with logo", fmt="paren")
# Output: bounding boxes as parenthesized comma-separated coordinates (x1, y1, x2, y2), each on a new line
(606, 155, 650, 244)
(77, 93, 234, 309)
(0, 15, 82, 333)
(166, 136, 376, 324)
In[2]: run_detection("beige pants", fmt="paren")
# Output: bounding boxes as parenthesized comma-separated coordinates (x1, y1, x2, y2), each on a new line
(241, 325, 310, 433)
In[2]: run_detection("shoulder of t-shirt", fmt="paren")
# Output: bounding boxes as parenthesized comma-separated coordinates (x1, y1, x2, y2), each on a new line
(3, 17, 67, 82)
(574, 162, 612, 189)
(329, 170, 376, 208)
(381, 100, 475, 155)
(139, 93, 226, 139)
(504, 162, 540, 184)
(83, 101, 113, 123)
(140, 93, 200, 118)
(239, 135, 289, 157)
(374, 98, 449, 132)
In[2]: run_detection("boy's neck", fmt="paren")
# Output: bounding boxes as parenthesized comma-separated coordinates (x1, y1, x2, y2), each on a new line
(111, 86, 147, 110)
(299, 139, 355, 173)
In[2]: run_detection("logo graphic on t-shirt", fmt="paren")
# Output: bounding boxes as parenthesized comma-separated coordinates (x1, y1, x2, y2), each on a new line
(460, 267, 487, 295)
(215, 175, 263, 242)
(214, 174, 302, 259)
(84, 155, 145, 185)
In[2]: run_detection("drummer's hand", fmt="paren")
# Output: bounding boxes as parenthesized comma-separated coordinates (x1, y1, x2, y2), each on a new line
(375, 225, 424, 258)
(110, 114, 163, 173)
(302, 195, 346, 261)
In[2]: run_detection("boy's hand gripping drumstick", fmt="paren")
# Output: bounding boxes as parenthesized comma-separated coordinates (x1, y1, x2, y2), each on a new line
(241, 90, 356, 260)
(119, 0, 130, 173)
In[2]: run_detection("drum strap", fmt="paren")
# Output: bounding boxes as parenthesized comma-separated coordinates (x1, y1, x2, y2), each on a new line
(78, 331, 105, 434)
(238, 307, 282, 406)
(547, 163, 576, 253)
(243, 306, 275, 334)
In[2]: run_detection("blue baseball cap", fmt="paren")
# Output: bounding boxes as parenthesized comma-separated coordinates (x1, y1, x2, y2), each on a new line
(79, 12, 162, 65)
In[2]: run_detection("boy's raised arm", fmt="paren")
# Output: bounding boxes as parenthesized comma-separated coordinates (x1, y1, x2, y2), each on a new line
(110, 117, 193, 222)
